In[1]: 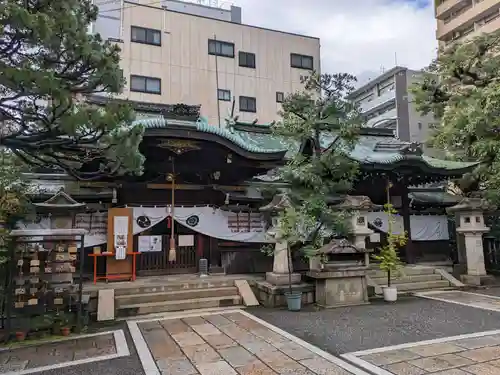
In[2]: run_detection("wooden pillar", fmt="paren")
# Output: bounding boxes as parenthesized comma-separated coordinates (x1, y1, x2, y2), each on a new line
(400, 181, 415, 264)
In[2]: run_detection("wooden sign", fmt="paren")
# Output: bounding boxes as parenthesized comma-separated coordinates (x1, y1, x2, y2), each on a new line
(107, 208, 133, 253)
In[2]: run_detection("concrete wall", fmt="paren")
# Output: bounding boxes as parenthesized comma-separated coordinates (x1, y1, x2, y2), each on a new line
(93, 0, 321, 125)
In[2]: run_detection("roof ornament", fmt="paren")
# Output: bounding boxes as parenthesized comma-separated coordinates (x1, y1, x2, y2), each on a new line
(399, 141, 423, 156)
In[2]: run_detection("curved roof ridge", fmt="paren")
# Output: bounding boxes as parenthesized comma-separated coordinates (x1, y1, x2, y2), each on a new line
(133, 116, 285, 154)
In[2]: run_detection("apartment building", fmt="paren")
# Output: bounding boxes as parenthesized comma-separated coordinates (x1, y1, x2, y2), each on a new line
(347, 67, 437, 144)
(92, 0, 321, 125)
(435, 0, 500, 48)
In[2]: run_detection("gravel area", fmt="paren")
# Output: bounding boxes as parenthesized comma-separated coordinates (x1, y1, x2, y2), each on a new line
(473, 286, 500, 297)
(35, 322, 144, 375)
(247, 296, 500, 355)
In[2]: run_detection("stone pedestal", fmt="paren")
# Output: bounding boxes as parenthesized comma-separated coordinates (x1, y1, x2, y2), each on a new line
(256, 239, 304, 307)
(265, 240, 301, 285)
(308, 268, 369, 308)
(448, 198, 495, 286)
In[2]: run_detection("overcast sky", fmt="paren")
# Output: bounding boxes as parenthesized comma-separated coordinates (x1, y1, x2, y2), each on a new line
(229, 0, 437, 83)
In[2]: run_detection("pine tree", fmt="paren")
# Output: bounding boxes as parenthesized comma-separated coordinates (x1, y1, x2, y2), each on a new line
(0, 0, 144, 180)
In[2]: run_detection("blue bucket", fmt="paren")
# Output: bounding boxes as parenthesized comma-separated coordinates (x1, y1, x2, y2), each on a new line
(285, 291, 302, 311)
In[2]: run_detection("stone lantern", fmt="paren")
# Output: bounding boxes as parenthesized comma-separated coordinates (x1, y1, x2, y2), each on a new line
(259, 194, 301, 286)
(447, 197, 494, 285)
(334, 195, 381, 266)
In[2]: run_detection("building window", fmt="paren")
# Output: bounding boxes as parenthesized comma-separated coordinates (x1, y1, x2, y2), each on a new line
(217, 89, 231, 101)
(239, 51, 256, 68)
(130, 75, 161, 94)
(131, 26, 161, 46)
(239, 96, 256, 113)
(276, 92, 284, 103)
(208, 39, 235, 58)
(290, 53, 314, 70)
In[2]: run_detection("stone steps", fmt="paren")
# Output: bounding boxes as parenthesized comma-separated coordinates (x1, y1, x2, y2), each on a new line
(115, 286, 238, 307)
(367, 267, 436, 279)
(117, 295, 242, 317)
(376, 279, 452, 292)
(368, 266, 458, 294)
(370, 274, 443, 285)
(114, 279, 246, 317)
(113, 279, 236, 296)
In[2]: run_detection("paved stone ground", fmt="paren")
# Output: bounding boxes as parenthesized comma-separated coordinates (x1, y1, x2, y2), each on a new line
(415, 290, 500, 312)
(0, 322, 145, 375)
(348, 331, 500, 374)
(0, 333, 116, 372)
(248, 296, 500, 355)
(136, 311, 358, 375)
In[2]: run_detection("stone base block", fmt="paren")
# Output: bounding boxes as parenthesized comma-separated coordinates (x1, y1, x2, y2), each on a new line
(255, 281, 314, 308)
(209, 265, 226, 275)
(461, 274, 496, 286)
(313, 275, 369, 308)
(265, 272, 301, 286)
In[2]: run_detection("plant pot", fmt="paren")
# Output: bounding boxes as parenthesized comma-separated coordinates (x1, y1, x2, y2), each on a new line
(60, 327, 70, 336)
(285, 291, 302, 311)
(15, 331, 26, 341)
(382, 286, 398, 302)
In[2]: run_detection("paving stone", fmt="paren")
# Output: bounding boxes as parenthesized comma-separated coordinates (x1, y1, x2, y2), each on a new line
(73, 345, 116, 360)
(203, 333, 238, 349)
(0, 352, 10, 365)
(255, 349, 291, 363)
(383, 362, 428, 375)
(235, 361, 276, 375)
(224, 312, 248, 322)
(183, 344, 222, 364)
(0, 361, 28, 372)
(156, 358, 198, 375)
(277, 343, 315, 361)
(26, 349, 75, 368)
(266, 357, 305, 373)
(453, 335, 500, 349)
(407, 343, 464, 357)
(430, 370, 471, 375)
(240, 339, 277, 355)
(462, 363, 500, 375)
(95, 335, 117, 350)
(191, 323, 222, 336)
(360, 349, 422, 366)
(183, 316, 207, 326)
(458, 345, 500, 362)
(220, 325, 255, 341)
(140, 320, 162, 332)
(148, 334, 184, 360)
(300, 357, 353, 375)
(160, 319, 193, 334)
(488, 358, 500, 368)
(235, 318, 264, 331)
(219, 346, 259, 367)
(204, 314, 233, 327)
(171, 331, 205, 347)
(409, 354, 473, 372)
(196, 360, 238, 375)
(279, 368, 316, 375)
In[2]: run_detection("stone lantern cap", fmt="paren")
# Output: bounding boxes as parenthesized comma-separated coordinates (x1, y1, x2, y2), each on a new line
(333, 195, 382, 212)
(259, 193, 291, 213)
(316, 238, 370, 255)
(446, 197, 495, 214)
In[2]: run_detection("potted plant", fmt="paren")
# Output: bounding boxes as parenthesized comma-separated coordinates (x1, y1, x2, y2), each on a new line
(372, 202, 407, 302)
(52, 312, 71, 336)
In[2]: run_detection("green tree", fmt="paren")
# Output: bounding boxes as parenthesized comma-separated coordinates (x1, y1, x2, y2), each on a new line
(0, 0, 144, 180)
(271, 73, 361, 255)
(412, 30, 500, 202)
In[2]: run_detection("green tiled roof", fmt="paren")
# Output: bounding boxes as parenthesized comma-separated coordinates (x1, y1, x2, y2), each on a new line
(134, 116, 478, 172)
(134, 116, 287, 155)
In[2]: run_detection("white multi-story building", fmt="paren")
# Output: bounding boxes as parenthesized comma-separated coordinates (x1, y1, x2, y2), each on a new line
(91, 0, 321, 125)
(347, 66, 437, 144)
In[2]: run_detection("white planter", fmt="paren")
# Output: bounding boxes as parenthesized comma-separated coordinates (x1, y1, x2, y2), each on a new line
(383, 286, 398, 302)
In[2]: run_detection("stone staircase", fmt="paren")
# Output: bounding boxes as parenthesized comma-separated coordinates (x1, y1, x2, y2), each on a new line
(367, 265, 460, 295)
(115, 279, 244, 317)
